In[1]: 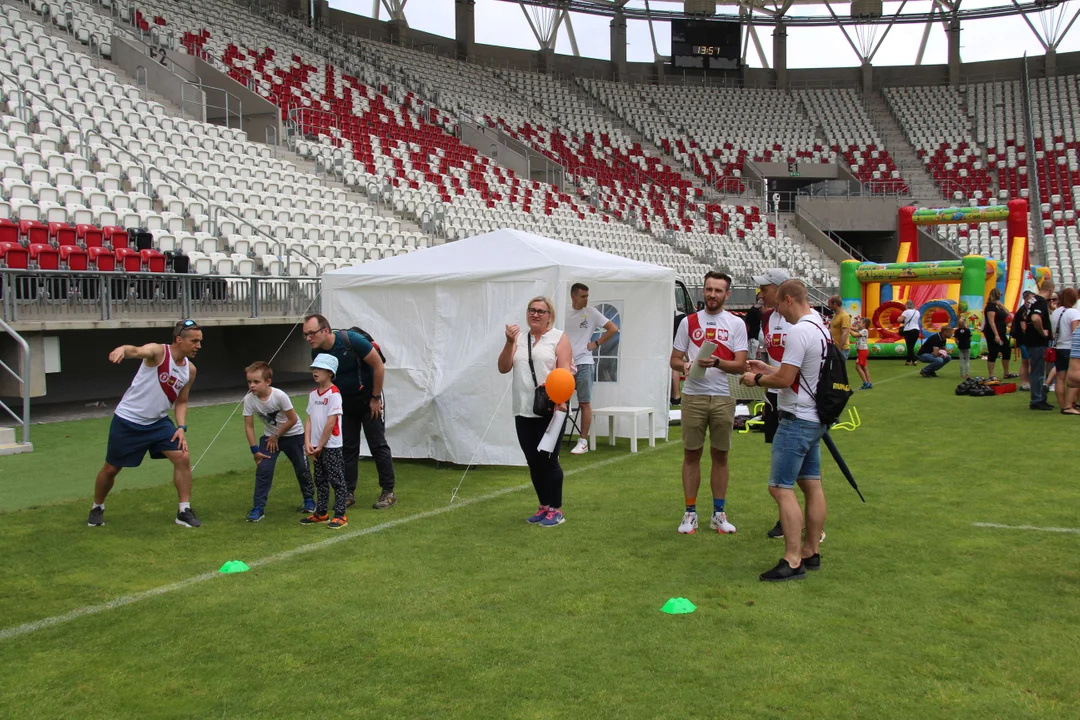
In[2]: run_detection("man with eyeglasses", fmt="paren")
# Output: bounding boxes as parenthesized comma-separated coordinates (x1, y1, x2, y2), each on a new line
(87, 319, 203, 528)
(302, 313, 397, 510)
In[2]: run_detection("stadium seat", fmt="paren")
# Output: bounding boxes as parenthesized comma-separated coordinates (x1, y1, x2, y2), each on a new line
(60, 245, 89, 271)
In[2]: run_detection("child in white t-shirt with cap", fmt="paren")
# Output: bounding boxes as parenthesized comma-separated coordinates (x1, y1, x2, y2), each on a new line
(302, 353, 348, 529)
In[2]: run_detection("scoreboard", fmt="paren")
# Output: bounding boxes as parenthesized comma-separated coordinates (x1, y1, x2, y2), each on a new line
(671, 19, 741, 70)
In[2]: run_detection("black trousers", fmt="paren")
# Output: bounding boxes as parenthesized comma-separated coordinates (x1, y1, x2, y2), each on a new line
(341, 394, 396, 495)
(903, 329, 921, 363)
(515, 415, 566, 508)
(763, 391, 779, 444)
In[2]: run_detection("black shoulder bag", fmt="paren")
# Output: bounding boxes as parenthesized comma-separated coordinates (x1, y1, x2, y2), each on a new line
(527, 334, 555, 417)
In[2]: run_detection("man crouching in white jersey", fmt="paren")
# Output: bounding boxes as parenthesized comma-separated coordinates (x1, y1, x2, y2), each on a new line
(87, 319, 202, 528)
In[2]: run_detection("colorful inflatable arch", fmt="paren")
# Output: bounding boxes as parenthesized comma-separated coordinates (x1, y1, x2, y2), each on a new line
(839, 199, 1052, 358)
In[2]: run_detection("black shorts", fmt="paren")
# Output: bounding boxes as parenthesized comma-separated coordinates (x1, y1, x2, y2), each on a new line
(987, 338, 1010, 362)
(1055, 348, 1071, 373)
(763, 391, 779, 444)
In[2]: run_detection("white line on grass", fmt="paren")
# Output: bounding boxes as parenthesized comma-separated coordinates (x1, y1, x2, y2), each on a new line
(0, 440, 681, 642)
(972, 522, 1080, 534)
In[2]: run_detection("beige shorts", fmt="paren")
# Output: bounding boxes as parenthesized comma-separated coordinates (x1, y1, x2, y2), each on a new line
(681, 394, 737, 452)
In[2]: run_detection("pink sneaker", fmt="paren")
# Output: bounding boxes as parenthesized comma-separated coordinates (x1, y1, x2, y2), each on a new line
(527, 506, 549, 524)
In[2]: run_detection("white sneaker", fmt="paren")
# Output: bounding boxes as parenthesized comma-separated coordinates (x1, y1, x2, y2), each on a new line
(710, 511, 737, 534)
(570, 438, 589, 455)
(678, 511, 698, 534)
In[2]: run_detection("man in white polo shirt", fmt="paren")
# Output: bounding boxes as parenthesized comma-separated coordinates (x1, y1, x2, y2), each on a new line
(670, 271, 748, 536)
(565, 283, 619, 455)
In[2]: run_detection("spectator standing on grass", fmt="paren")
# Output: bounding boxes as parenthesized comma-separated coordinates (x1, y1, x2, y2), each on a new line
(828, 295, 851, 356)
(565, 283, 619, 456)
(87, 319, 202, 529)
(1024, 281, 1055, 411)
(983, 288, 1014, 380)
(498, 296, 572, 528)
(740, 280, 828, 582)
(301, 354, 349, 529)
(898, 300, 922, 366)
(918, 326, 954, 377)
(1012, 292, 1032, 390)
(955, 316, 972, 379)
(1050, 288, 1080, 414)
(752, 267, 797, 541)
(242, 361, 316, 522)
(851, 317, 872, 390)
(302, 313, 397, 510)
(745, 292, 764, 359)
(671, 271, 748, 536)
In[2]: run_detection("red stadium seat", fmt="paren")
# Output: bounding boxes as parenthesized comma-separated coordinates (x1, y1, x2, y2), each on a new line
(76, 224, 103, 249)
(140, 248, 165, 272)
(102, 226, 128, 249)
(88, 246, 115, 271)
(28, 243, 60, 270)
(0, 218, 18, 244)
(19, 220, 47, 245)
(60, 245, 88, 271)
(0, 242, 28, 269)
(49, 222, 77, 247)
(115, 247, 141, 272)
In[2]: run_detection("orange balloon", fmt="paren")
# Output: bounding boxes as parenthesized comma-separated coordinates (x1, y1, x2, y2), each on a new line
(545, 368, 576, 404)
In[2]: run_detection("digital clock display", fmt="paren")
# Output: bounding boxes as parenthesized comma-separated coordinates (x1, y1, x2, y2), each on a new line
(672, 20, 740, 70)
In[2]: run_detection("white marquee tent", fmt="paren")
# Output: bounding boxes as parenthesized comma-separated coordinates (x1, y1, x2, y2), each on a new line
(321, 229, 676, 466)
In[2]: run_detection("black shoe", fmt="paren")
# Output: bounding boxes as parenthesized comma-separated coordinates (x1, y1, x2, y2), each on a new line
(175, 507, 202, 528)
(803, 553, 821, 571)
(346, 493, 356, 508)
(87, 506, 104, 527)
(766, 520, 784, 539)
(1030, 402, 1055, 411)
(760, 559, 807, 582)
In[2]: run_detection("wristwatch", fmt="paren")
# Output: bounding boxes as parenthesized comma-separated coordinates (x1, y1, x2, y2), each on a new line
(754, 373, 763, 386)
(712, 356, 720, 369)
(372, 394, 382, 401)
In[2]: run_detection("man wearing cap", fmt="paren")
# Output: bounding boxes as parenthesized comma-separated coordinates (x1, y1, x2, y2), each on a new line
(752, 268, 793, 540)
(87, 319, 203, 529)
(302, 313, 397, 510)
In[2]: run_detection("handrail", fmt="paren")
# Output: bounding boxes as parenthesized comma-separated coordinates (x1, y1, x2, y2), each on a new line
(1, 71, 315, 271)
(0, 317, 30, 446)
(109, 17, 202, 86)
(794, 200, 869, 262)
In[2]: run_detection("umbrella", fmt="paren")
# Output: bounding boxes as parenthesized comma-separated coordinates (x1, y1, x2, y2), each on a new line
(822, 431, 865, 502)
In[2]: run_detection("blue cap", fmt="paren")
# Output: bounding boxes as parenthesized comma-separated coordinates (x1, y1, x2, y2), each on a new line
(310, 353, 338, 375)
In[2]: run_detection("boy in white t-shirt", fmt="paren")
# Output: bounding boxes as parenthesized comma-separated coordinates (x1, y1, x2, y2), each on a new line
(243, 361, 316, 522)
(851, 318, 872, 390)
(302, 353, 348, 529)
(565, 283, 619, 455)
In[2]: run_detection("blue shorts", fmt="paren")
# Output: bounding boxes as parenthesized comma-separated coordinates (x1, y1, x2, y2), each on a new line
(1020, 345, 1030, 360)
(106, 415, 181, 468)
(574, 365, 594, 403)
(768, 415, 827, 489)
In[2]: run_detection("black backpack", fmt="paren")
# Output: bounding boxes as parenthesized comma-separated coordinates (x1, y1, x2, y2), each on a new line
(798, 319, 853, 425)
(338, 327, 386, 364)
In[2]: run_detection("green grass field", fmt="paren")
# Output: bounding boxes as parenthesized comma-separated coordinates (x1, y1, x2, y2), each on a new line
(1, 362, 1078, 719)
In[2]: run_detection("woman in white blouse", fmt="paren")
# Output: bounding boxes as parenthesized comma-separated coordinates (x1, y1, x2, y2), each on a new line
(498, 296, 572, 527)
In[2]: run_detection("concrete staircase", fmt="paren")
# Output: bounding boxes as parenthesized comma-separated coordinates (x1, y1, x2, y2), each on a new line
(863, 91, 946, 208)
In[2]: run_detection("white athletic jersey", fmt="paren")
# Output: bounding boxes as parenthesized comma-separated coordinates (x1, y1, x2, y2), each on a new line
(565, 306, 609, 367)
(307, 385, 343, 449)
(243, 387, 305, 438)
(760, 308, 790, 369)
(114, 345, 191, 426)
(778, 313, 828, 423)
(673, 309, 748, 397)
